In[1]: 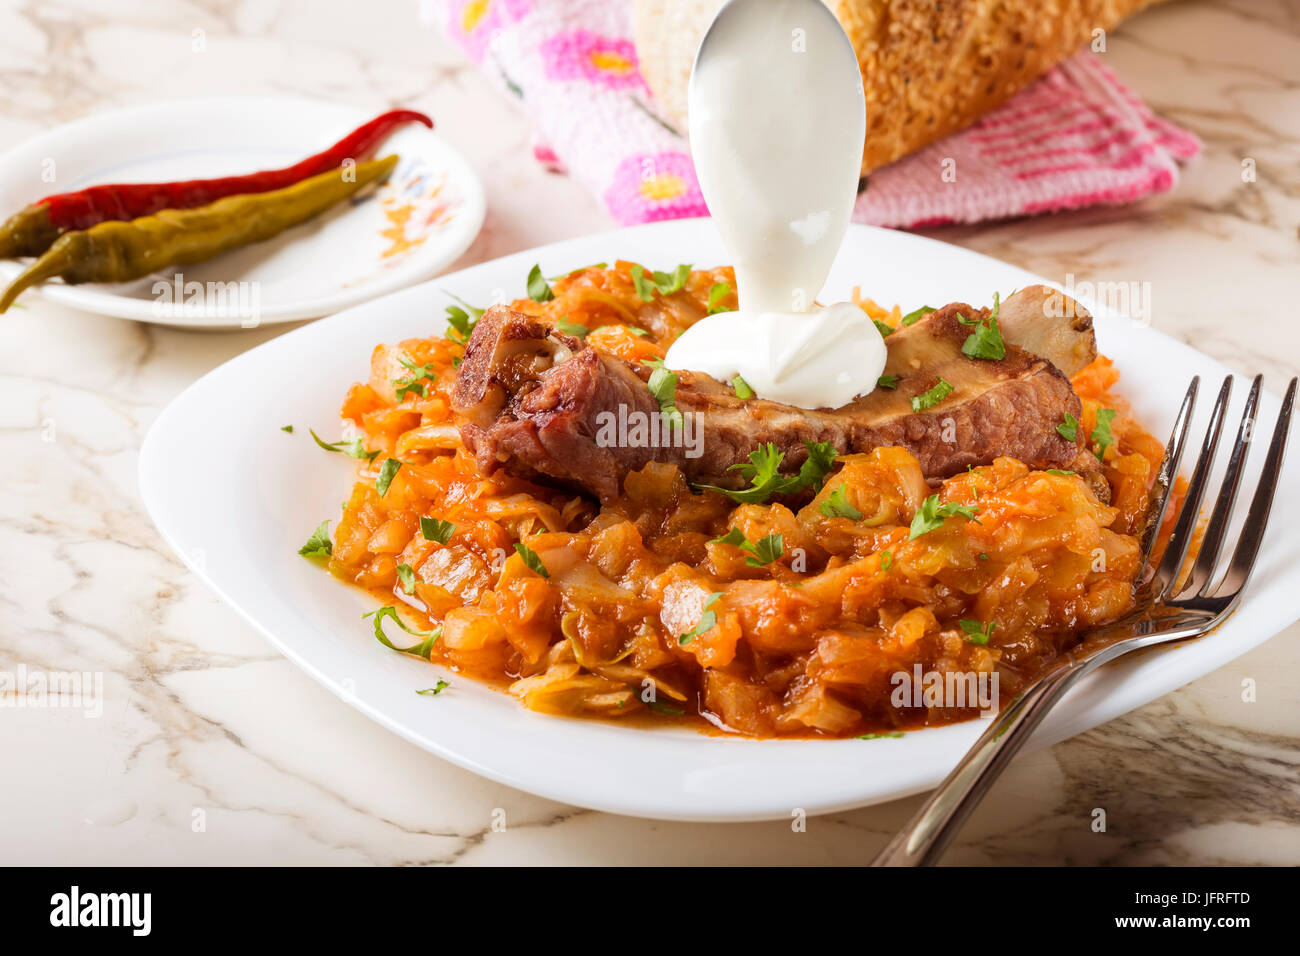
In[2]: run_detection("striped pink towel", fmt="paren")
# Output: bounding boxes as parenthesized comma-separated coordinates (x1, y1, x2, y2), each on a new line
(443, 0, 1200, 228)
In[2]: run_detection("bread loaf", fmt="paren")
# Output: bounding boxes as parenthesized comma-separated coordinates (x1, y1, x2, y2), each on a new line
(633, 0, 1166, 174)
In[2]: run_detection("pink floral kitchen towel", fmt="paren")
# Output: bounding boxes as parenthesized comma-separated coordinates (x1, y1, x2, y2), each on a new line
(442, 0, 1201, 228)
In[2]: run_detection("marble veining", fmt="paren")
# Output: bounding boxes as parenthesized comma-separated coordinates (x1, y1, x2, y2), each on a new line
(0, 0, 1296, 865)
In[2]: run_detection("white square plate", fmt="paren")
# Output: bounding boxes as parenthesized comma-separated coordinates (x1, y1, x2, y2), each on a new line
(139, 219, 1300, 821)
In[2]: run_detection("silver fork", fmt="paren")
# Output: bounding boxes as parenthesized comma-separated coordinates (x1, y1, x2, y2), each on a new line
(872, 373, 1297, 867)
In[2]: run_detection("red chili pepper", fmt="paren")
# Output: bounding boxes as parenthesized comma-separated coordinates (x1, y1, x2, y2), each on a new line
(43, 109, 432, 230)
(0, 109, 432, 257)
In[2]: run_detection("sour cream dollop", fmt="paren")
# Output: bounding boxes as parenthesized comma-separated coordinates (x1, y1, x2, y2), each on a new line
(663, 0, 872, 410)
(665, 302, 886, 409)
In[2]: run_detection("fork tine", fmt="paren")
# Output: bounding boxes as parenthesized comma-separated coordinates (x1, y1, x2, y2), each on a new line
(1154, 376, 1233, 601)
(1209, 377, 1298, 608)
(1179, 376, 1261, 598)
(1138, 377, 1199, 584)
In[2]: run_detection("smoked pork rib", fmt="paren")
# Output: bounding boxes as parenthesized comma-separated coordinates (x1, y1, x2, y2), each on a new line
(452, 288, 1101, 501)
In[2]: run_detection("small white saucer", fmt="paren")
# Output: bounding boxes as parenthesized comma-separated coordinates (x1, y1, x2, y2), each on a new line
(0, 96, 485, 327)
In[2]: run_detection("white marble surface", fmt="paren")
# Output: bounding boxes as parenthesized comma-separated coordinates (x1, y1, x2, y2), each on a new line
(1, 0, 1297, 865)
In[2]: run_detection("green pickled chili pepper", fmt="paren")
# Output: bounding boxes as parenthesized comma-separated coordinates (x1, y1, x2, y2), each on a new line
(0, 154, 398, 314)
(0, 205, 61, 259)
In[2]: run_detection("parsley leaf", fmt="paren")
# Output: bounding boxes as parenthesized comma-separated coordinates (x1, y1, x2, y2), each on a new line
(960, 293, 1007, 360)
(630, 264, 657, 301)
(420, 517, 455, 544)
(710, 527, 783, 566)
(1056, 412, 1079, 441)
(745, 534, 783, 567)
(793, 441, 839, 493)
(393, 354, 438, 401)
(416, 680, 450, 696)
(731, 374, 754, 400)
(653, 264, 691, 295)
(909, 494, 980, 539)
(514, 542, 550, 578)
(711, 527, 748, 547)
(526, 264, 555, 302)
(1091, 408, 1118, 461)
(309, 428, 377, 461)
(555, 317, 589, 338)
(443, 292, 485, 344)
(396, 563, 416, 595)
(694, 441, 839, 504)
(820, 483, 863, 520)
(398, 354, 437, 378)
(911, 377, 954, 412)
(363, 606, 440, 658)
(631, 263, 691, 301)
(376, 458, 403, 497)
(748, 534, 785, 566)
(707, 282, 733, 314)
(959, 618, 996, 645)
(678, 592, 723, 645)
(877, 374, 900, 390)
(298, 520, 333, 559)
(644, 359, 684, 429)
(900, 306, 935, 326)
(695, 443, 784, 503)
(696, 447, 774, 504)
